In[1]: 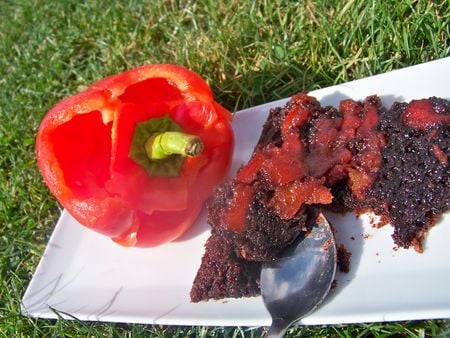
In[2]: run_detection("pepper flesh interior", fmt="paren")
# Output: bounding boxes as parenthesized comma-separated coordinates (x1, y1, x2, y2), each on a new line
(119, 78, 184, 112)
(49, 78, 185, 199)
(49, 111, 112, 198)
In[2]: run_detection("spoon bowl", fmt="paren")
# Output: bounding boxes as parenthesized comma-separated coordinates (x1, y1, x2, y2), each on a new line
(260, 212, 337, 338)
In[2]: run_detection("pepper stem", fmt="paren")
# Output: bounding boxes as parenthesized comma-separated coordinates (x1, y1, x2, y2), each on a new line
(145, 131, 204, 160)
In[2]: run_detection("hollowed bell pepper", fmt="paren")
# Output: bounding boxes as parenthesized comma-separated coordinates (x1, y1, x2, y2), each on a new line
(36, 64, 234, 247)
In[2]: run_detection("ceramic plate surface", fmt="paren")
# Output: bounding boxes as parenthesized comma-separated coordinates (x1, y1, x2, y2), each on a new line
(22, 57, 450, 326)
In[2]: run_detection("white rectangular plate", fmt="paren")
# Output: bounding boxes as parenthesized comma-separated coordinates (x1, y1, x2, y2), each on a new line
(22, 57, 450, 326)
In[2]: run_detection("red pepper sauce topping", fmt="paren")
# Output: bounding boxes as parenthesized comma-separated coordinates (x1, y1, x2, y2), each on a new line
(402, 99, 450, 131)
(402, 99, 449, 165)
(432, 144, 448, 165)
(224, 94, 387, 231)
(224, 183, 254, 232)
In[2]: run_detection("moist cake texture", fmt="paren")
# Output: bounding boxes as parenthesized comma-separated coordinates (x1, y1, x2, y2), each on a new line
(190, 93, 450, 302)
(333, 97, 450, 251)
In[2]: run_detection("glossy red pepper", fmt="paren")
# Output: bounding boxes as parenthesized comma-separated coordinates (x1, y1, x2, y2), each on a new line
(36, 64, 234, 247)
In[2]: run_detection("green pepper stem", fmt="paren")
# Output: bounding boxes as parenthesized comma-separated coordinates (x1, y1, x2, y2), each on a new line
(145, 131, 204, 160)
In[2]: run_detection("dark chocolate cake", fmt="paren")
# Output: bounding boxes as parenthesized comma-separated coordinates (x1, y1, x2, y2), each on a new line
(190, 93, 450, 302)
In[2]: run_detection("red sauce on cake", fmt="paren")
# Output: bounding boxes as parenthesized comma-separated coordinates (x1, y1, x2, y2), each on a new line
(403, 99, 450, 130)
(224, 94, 385, 228)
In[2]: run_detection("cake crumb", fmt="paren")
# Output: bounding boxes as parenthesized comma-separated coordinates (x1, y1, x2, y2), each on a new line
(337, 244, 352, 273)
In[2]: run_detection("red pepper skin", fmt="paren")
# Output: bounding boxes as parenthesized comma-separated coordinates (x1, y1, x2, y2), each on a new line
(36, 64, 234, 247)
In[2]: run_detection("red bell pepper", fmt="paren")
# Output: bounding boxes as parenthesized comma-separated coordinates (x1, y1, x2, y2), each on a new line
(36, 64, 234, 247)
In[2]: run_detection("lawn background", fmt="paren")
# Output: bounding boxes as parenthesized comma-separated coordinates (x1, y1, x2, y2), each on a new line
(1, 0, 449, 336)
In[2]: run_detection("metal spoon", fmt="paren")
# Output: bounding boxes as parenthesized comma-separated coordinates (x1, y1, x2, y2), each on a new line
(260, 212, 337, 338)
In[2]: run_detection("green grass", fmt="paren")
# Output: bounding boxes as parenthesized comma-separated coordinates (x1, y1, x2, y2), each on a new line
(1, 0, 449, 336)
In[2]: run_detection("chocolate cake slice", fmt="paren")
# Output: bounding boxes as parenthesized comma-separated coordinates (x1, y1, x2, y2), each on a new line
(191, 94, 325, 302)
(332, 97, 450, 251)
(191, 93, 449, 302)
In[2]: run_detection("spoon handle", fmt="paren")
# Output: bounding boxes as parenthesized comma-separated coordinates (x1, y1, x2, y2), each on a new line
(266, 318, 291, 338)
